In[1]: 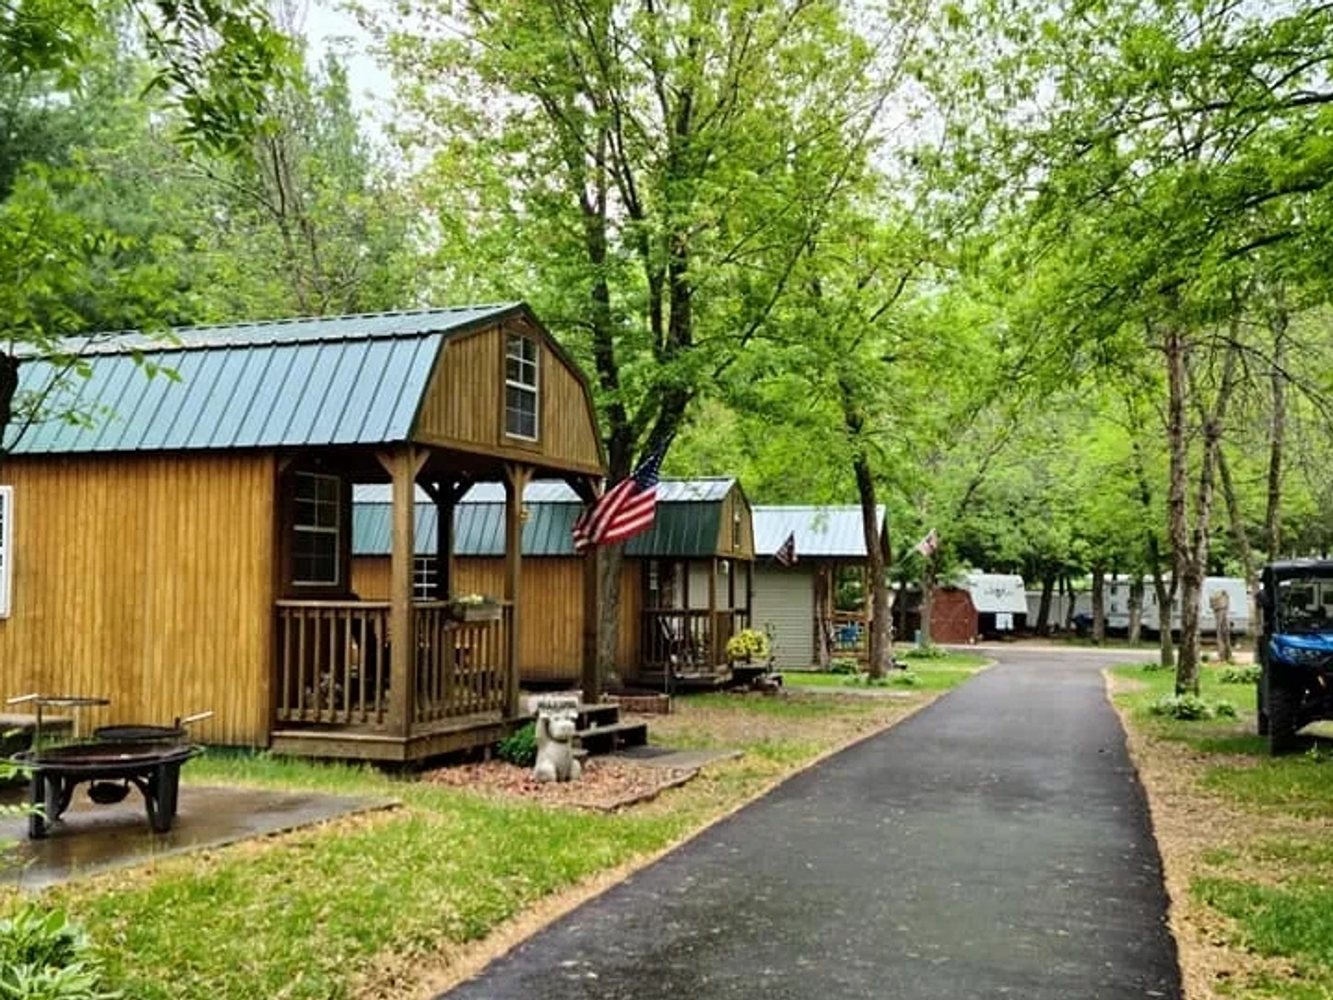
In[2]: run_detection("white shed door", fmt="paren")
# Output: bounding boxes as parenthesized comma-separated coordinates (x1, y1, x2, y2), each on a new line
(752, 568, 816, 669)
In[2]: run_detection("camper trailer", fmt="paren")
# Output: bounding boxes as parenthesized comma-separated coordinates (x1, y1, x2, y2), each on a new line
(1103, 576, 1250, 635)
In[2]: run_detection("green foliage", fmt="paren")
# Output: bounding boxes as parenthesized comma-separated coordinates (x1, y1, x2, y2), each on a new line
(0, 904, 118, 1000)
(889, 670, 921, 687)
(725, 629, 770, 663)
(827, 658, 861, 675)
(495, 723, 537, 768)
(1218, 665, 1261, 685)
(1194, 877, 1333, 972)
(1148, 694, 1236, 721)
(903, 645, 949, 660)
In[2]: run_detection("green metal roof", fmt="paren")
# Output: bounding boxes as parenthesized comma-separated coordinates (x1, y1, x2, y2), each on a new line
(6, 305, 522, 454)
(753, 505, 884, 559)
(352, 478, 742, 559)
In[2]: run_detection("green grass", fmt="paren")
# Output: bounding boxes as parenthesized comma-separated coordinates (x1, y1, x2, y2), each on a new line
(782, 653, 986, 693)
(1112, 661, 1333, 999)
(7, 693, 930, 1000)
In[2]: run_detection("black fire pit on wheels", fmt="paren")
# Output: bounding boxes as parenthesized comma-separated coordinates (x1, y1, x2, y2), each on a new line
(11, 741, 201, 839)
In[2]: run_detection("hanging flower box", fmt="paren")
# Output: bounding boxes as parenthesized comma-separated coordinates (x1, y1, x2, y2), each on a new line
(447, 596, 503, 622)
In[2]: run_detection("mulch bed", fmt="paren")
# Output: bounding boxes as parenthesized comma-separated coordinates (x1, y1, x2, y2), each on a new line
(420, 757, 696, 812)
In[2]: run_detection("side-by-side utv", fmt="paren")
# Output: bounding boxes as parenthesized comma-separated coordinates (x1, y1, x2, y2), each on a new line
(1257, 559, 1333, 755)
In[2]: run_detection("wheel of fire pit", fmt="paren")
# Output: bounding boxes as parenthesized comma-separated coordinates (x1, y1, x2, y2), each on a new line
(87, 781, 131, 804)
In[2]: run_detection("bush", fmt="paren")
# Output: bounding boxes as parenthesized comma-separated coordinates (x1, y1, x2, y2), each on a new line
(496, 722, 537, 767)
(1148, 694, 1237, 721)
(726, 628, 770, 663)
(1218, 664, 1261, 685)
(0, 904, 119, 999)
(903, 645, 947, 660)
(827, 658, 860, 675)
(889, 670, 921, 687)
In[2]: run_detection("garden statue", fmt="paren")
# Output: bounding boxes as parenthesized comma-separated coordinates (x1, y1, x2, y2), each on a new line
(533, 703, 582, 783)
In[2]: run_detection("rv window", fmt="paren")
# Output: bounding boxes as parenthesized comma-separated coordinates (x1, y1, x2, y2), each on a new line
(0, 486, 11, 618)
(293, 472, 341, 586)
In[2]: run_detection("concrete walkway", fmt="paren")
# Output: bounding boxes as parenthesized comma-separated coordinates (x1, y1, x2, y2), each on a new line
(441, 647, 1182, 1000)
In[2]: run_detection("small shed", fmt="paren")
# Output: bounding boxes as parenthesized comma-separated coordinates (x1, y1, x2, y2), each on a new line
(351, 478, 755, 686)
(751, 505, 885, 669)
(0, 304, 605, 762)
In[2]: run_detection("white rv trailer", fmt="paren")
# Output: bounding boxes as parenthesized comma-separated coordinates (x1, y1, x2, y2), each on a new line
(1103, 575, 1250, 635)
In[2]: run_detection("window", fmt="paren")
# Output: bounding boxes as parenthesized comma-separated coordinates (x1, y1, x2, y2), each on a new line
(0, 486, 11, 618)
(504, 334, 539, 440)
(292, 472, 341, 585)
(413, 556, 438, 601)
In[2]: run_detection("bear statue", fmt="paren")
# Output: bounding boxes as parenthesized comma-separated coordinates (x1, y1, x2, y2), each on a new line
(533, 709, 582, 783)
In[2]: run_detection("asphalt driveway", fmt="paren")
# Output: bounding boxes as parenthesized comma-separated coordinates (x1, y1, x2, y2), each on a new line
(442, 647, 1181, 999)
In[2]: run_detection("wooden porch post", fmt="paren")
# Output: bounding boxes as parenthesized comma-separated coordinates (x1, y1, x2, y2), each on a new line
(380, 446, 425, 738)
(709, 557, 718, 667)
(503, 463, 532, 719)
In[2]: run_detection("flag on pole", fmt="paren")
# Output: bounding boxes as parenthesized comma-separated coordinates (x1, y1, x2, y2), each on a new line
(913, 528, 938, 557)
(572, 437, 670, 552)
(774, 530, 798, 567)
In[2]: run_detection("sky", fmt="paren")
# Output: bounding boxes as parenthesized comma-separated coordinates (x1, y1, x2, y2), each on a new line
(298, 0, 395, 122)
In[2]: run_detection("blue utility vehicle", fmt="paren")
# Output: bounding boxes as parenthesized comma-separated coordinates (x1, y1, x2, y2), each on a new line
(1257, 560, 1333, 754)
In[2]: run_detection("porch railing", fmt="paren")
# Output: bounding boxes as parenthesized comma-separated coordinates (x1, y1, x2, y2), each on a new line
(275, 601, 392, 727)
(412, 602, 510, 724)
(640, 608, 750, 671)
(275, 600, 513, 731)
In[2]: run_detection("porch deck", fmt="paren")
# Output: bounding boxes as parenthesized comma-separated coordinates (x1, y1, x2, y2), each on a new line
(271, 600, 516, 762)
(633, 608, 747, 689)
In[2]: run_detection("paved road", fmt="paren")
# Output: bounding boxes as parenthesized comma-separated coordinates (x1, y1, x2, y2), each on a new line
(442, 647, 1182, 1000)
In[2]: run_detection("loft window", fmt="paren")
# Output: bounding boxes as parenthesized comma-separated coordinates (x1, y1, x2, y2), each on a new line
(504, 334, 539, 440)
(732, 511, 742, 549)
(292, 472, 341, 585)
(413, 556, 438, 601)
(0, 486, 11, 618)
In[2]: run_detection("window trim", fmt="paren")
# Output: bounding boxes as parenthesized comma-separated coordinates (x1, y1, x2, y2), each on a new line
(413, 555, 438, 601)
(0, 486, 11, 619)
(292, 472, 341, 587)
(504, 333, 540, 442)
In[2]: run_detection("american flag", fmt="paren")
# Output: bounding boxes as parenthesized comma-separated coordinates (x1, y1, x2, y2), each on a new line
(774, 530, 798, 566)
(572, 437, 669, 552)
(913, 528, 938, 557)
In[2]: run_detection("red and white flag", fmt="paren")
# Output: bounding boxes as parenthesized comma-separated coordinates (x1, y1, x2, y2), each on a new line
(913, 528, 938, 557)
(572, 438, 669, 552)
(774, 530, 798, 567)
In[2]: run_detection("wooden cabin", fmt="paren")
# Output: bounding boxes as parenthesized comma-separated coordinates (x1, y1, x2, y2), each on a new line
(750, 506, 885, 669)
(351, 478, 756, 687)
(0, 304, 605, 762)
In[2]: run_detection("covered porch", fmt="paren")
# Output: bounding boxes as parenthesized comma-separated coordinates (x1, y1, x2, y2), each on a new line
(815, 562, 872, 667)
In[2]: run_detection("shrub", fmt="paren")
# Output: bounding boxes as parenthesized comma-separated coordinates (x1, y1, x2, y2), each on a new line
(0, 904, 119, 1000)
(903, 645, 947, 660)
(827, 658, 860, 675)
(726, 629, 770, 662)
(1218, 665, 1261, 685)
(889, 670, 921, 687)
(496, 722, 537, 767)
(1148, 694, 1236, 721)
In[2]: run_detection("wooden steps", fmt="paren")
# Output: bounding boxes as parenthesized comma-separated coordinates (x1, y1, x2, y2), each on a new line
(571, 702, 649, 756)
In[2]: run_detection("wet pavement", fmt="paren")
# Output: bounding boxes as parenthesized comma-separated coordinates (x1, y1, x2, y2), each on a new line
(0, 783, 398, 890)
(440, 646, 1182, 1000)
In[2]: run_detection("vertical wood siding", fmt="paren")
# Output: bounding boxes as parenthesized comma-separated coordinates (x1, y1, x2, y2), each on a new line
(414, 321, 603, 472)
(717, 487, 755, 560)
(0, 453, 276, 745)
(351, 554, 643, 683)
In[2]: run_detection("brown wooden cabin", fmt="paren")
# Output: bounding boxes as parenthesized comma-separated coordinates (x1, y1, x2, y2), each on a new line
(750, 506, 886, 669)
(351, 478, 755, 688)
(0, 304, 604, 762)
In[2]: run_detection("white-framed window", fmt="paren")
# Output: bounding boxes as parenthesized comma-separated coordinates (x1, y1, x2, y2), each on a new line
(504, 334, 539, 440)
(292, 472, 341, 585)
(413, 556, 438, 601)
(0, 486, 11, 618)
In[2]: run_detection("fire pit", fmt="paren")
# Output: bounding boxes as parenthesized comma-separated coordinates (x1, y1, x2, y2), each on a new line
(94, 710, 213, 744)
(11, 741, 201, 839)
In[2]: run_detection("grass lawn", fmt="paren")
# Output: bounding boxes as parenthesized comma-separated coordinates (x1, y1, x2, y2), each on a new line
(1, 667, 983, 1000)
(783, 652, 988, 693)
(1109, 662, 1333, 1000)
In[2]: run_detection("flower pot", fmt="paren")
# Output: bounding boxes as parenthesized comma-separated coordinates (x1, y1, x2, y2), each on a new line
(449, 603, 502, 622)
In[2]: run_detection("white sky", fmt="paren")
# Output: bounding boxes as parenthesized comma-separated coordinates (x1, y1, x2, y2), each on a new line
(296, 0, 395, 124)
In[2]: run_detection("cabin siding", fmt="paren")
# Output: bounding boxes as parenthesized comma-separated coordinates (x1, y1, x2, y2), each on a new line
(414, 319, 602, 473)
(351, 554, 642, 684)
(0, 452, 276, 745)
(752, 567, 816, 669)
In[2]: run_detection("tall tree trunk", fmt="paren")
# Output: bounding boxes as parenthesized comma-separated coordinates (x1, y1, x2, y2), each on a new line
(1036, 570, 1055, 635)
(1128, 577, 1144, 645)
(596, 545, 625, 690)
(854, 457, 891, 679)
(1151, 567, 1176, 669)
(1265, 299, 1288, 561)
(1163, 319, 1196, 690)
(1091, 562, 1106, 645)
(1216, 447, 1259, 643)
